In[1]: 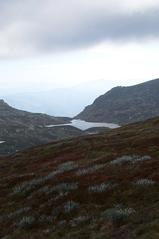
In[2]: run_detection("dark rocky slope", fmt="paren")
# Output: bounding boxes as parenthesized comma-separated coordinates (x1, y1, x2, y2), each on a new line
(76, 78, 159, 125)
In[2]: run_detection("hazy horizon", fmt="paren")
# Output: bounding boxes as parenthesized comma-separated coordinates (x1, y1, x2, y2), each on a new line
(1, 77, 157, 117)
(1, 79, 119, 117)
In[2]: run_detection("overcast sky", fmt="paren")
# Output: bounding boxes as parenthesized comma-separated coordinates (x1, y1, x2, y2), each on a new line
(1, 0, 159, 94)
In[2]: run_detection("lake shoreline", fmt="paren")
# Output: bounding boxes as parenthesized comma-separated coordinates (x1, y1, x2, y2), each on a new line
(46, 119, 120, 131)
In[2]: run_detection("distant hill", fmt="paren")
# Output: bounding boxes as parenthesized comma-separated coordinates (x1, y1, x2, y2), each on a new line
(76, 79, 159, 125)
(0, 100, 83, 155)
(1, 116, 159, 238)
(0, 99, 70, 126)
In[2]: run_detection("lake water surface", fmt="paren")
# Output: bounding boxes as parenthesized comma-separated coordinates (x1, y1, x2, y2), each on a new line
(46, 119, 119, 131)
(0, 141, 5, 144)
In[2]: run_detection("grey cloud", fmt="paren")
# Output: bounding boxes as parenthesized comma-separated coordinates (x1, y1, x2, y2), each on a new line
(31, 9, 159, 51)
(0, 0, 159, 56)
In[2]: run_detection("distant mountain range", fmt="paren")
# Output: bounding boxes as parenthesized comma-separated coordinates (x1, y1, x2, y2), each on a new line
(76, 78, 159, 125)
(2, 80, 114, 117)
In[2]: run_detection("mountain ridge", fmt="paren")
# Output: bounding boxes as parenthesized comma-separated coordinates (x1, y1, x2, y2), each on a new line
(76, 78, 159, 125)
(0, 99, 70, 126)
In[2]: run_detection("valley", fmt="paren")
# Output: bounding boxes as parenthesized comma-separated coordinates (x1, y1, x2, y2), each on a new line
(1, 2, 159, 238)
(1, 78, 159, 238)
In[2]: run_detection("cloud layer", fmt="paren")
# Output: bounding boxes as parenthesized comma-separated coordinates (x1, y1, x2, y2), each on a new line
(0, 0, 159, 57)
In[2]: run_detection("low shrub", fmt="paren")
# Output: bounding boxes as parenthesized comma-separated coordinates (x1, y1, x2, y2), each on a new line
(76, 163, 107, 176)
(70, 215, 90, 227)
(18, 216, 35, 229)
(38, 215, 53, 225)
(50, 182, 78, 194)
(88, 182, 117, 193)
(64, 201, 79, 213)
(101, 207, 135, 222)
(57, 161, 78, 172)
(7, 207, 31, 219)
(12, 169, 63, 195)
(36, 182, 78, 195)
(133, 179, 155, 186)
(110, 155, 151, 165)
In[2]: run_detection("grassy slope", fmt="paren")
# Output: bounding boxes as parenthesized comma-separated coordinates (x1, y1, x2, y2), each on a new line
(1, 117, 159, 238)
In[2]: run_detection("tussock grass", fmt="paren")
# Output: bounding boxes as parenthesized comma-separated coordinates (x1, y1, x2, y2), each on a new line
(101, 206, 135, 222)
(88, 182, 117, 193)
(76, 163, 107, 176)
(64, 201, 79, 213)
(110, 155, 151, 165)
(133, 179, 156, 186)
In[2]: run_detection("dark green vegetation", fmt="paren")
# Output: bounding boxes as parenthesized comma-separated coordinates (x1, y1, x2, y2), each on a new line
(77, 78, 159, 125)
(1, 117, 159, 238)
(0, 100, 83, 155)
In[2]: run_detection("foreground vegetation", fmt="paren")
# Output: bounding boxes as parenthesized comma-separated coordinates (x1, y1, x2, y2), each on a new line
(1, 117, 159, 238)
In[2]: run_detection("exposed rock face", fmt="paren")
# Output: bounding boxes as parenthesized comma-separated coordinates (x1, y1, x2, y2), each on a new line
(76, 79, 159, 125)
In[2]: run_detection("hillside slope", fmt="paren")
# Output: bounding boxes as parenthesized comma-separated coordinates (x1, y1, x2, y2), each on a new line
(76, 78, 159, 125)
(1, 117, 159, 238)
(0, 99, 70, 126)
(0, 100, 83, 155)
